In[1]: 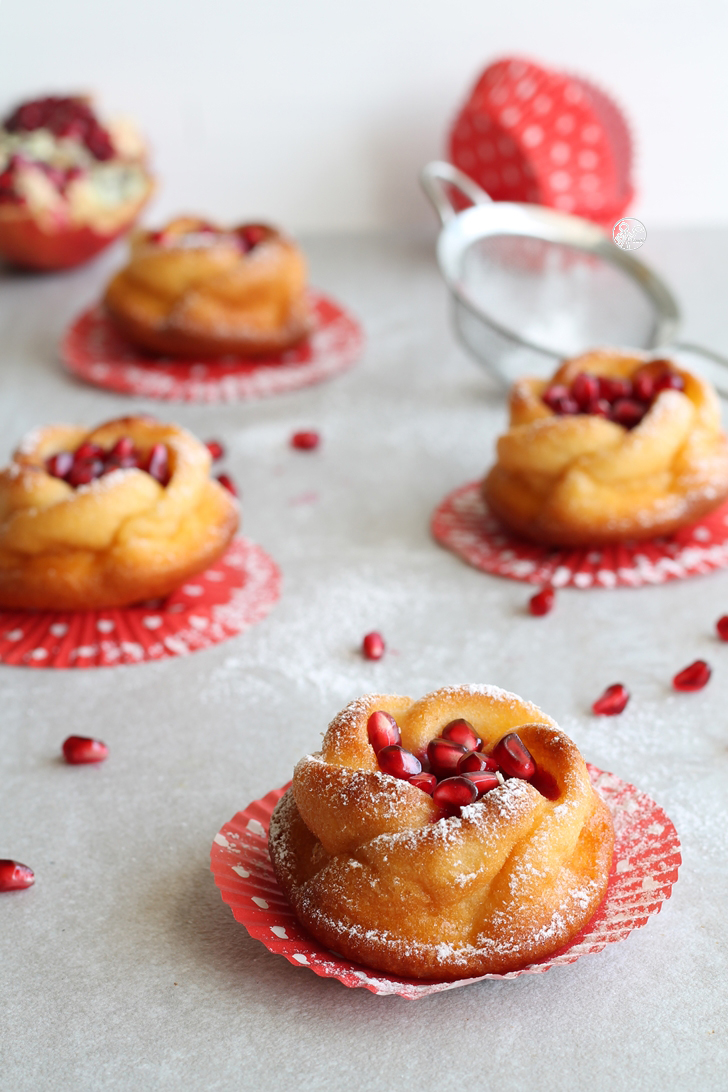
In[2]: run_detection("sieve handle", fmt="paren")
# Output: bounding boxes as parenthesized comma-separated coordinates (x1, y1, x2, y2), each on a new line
(420, 161, 491, 225)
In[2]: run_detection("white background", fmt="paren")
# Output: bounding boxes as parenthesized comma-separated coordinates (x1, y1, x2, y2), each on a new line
(1, 0, 727, 231)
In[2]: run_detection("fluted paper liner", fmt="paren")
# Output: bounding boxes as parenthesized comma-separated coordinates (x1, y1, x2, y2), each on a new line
(61, 291, 363, 403)
(210, 766, 680, 998)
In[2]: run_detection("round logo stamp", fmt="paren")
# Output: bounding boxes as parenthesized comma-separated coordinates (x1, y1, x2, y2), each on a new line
(613, 218, 646, 251)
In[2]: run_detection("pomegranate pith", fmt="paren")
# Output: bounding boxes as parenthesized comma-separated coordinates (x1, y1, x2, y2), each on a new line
(673, 660, 711, 692)
(0, 860, 34, 891)
(367, 710, 400, 753)
(529, 587, 555, 616)
(491, 733, 535, 780)
(377, 745, 421, 780)
(62, 735, 109, 764)
(441, 718, 480, 751)
(592, 683, 629, 715)
(362, 632, 385, 660)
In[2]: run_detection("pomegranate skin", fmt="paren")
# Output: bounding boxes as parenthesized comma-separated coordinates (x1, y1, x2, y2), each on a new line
(441, 718, 480, 751)
(0, 860, 35, 891)
(377, 745, 421, 780)
(291, 430, 320, 451)
(362, 632, 385, 661)
(491, 732, 536, 780)
(458, 750, 499, 774)
(62, 735, 109, 764)
(529, 587, 555, 616)
(367, 710, 400, 753)
(427, 737, 469, 778)
(432, 776, 479, 812)
(673, 660, 712, 692)
(592, 683, 630, 716)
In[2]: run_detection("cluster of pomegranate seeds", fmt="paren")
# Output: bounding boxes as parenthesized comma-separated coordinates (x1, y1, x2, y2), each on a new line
(62, 736, 109, 765)
(367, 712, 541, 816)
(4, 96, 114, 160)
(291, 430, 320, 451)
(362, 632, 385, 660)
(0, 860, 35, 892)
(673, 660, 711, 692)
(529, 587, 555, 616)
(542, 361, 685, 429)
(592, 683, 630, 716)
(45, 436, 171, 488)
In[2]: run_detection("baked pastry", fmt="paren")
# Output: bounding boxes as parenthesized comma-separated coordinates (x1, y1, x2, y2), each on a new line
(0, 95, 153, 270)
(103, 217, 312, 357)
(269, 685, 614, 980)
(0, 416, 238, 610)
(483, 350, 728, 546)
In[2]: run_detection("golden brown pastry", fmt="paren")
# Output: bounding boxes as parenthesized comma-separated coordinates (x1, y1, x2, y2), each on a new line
(104, 217, 312, 357)
(269, 685, 614, 980)
(483, 350, 728, 546)
(0, 416, 238, 610)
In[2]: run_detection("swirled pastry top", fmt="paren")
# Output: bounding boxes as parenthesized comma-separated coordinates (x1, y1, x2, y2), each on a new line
(483, 350, 728, 545)
(104, 217, 311, 357)
(269, 685, 614, 980)
(0, 416, 238, 610)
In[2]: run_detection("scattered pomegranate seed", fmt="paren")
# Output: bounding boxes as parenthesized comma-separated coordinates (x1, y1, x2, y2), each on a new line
(458, 751, 499, 774)
(0, 860, 34, 892)
(46, 451, 73, 479)
(409, 771, 437, 794)
(427, 737, 469, 778)
(362, 632, 385, 660)
(432, 776, 478, 813)
(571, 372, 600, 408)
(62, 735, 109, 764)
(529, 587, 555, 616)
(673, 660, 712, 692)
(592, 683, 630, 715)
(377, 745, 421, 780)
(461, 770, 501, 796)
(491, 733, 535, 780)
(145, 444, 170, 486)
(291, 430, 320, 451)
(367, 710, 400, 753)
(441, 718, 480, 751)
(216, 473, 238, 497)
(205, 440, 225, 461)
(716, 616, 728, 641)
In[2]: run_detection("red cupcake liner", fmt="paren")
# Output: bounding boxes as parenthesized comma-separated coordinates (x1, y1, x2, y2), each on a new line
(61, 291, 363, 403)
(449, 57, 633, 228)
(432, 481, 728, 589)
(0, 537, 279, 669)
(211, 766, 680, 999)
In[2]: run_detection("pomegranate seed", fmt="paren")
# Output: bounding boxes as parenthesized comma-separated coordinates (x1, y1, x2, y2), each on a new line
(654, 371, 685, 393)
(611, 398, 645, 429)
(458, 751, 499, 774)
(62, 735, 109, 764)
(432, 776, 478, 813)
(529, 587, 555, 616)
(587, 398, 612, 417)
(110, 436, 136, 459)
(377, 745, 421, 780)
(46, 451, 73, 479)
(216, 473, 238, 497)
(530, 767, 560, 800)
(633, 371, 656, 403)
(554, 396, 579, 415)
(66, 457, 103, 487)
(205, 440, 225, 461)
(716, 616, 728, 641)
(102, 454, 138, 474)
(362, 632, 385, 660)
(461, 770, 501, 796)
(0, 860, 35, 892)
(599, 376, 632, 402)
(367, 710, 400, 752)
(427, 737, 469, 778)
(441, 718, 480, 751)
(571, 372, 600, 408)
(491, 733, 535, 779)
(592, 683, 629, 715)
(291, 430, 320, 451)
(542, 384, 570, 410)
(145, 444, 170, 486)
(74, 442, 104, 461)
(409, 771, 437, 794)
(238, 224, 267, 251)
(673, 660, 711, 692)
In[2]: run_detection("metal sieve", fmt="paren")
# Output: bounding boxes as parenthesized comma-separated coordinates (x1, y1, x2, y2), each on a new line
(421, 160, 728, 396)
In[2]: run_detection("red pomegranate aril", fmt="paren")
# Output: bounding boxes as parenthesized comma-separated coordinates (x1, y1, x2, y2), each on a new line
(427, 737, 469, 778)
(654, 371, 685, 393)
(554, 396, 579, 415)
(367, 710, 401, 752)
(67, 457, 103, 487)
(291, 430, 320, 451)
(571, 372, 600, 408)
(611, 398, 645, 429)
(62, 735, 109, 764)
(362, 631, 385, 660)
(716, 615, 728, 641)
(530, 767, 560, 800)
(110, 436, 136, 459)
(633, 372, 656, 403)
(409, 771, 437, 794)
(216, 473, 238, 497)
(0, 860, 35, 892)
(239, 224, 267, 251)
(673, 660, 711, 692)
(145, 444, 170, 485)
(377, 745, 421, 780)
(46, 451, 73, 479)
(458, 750, 499, 774)
(432, 776, 478, 813)
(102, 454, 138, 474)
(587, 398, 612, 418)
(205, 440, 225, 461)
(529, 587, 555, 616)
(592, 683, 629, 715)
(491, 733, 536, 780)
(599, 376, 632, 402)
(74, 442, 104, 461)
(542, 384, 570, 410)
(462, 770, 501, 796)
(441, 718, 480, 751)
